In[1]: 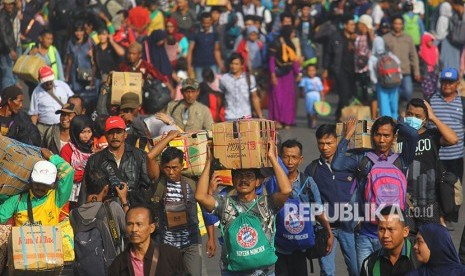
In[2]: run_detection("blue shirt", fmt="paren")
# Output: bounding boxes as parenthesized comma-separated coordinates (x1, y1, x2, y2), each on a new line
(299, 76, 323, 94)
(190, 27, 219, 67)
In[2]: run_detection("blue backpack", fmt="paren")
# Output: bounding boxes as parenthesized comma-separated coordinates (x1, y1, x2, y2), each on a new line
(275, 176, 315, 252)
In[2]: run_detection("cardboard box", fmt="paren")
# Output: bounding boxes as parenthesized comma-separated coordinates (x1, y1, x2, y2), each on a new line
(341, 105, 371, 122)
(9, 225, 63, 273)
(212, 119, 276, 169)
(13, 55, 47, 83)
(154, 131, 212, 177)
(110, 72, 143, 105)
(336, 120, 373, 151)
(0, 136, 43, 195)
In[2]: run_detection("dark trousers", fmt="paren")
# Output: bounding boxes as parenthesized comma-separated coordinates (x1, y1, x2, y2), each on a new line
(275, 251, 308, 276)
(335, 72, 356, 120)
(441, 158, 464, 222)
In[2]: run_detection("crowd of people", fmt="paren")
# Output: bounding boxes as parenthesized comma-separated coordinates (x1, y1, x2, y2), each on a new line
(1, 0, 465, 275)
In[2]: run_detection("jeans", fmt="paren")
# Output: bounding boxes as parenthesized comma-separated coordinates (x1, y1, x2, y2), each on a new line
(180, 244, 203, 276)
(0, 53, 16, 90)
(355, 232, 381, 274)
(399, 75, 413, 101)
(194, 65, 219, 82)
(376, 83, 399, 118)
(319, 229, 358, 276)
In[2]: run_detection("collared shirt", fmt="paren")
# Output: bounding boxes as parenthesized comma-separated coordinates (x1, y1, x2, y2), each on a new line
(166, 100, 214, 132)
(219, 72, 257, 120)
(360, 239, 415, 276)
(28, 80, 74, 125)
(430, 91, 464, 160)
(129, 249, 144, 276)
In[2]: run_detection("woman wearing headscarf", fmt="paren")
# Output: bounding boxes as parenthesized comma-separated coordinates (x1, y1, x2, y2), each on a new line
(165, 18, 189, 68)
(0, 86, 40, 146)
(435, 2, 461, 70)
(419, 33, 440, 99)
(145, 29, 173, 78)
(368, 36, 402, 118)
(268, 26, 301, 129)
(408, 223, 465, 276)
(60, 115, 94, 209)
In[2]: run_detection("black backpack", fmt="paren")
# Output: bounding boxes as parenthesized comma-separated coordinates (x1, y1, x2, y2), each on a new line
(49, 0, 77, 32)
(70, 203, 120, 276)
(448, 12, 465, 47)
(142, 78, 171, 114)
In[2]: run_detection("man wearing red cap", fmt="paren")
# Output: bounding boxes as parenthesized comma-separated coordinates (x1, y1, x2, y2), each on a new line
(85, 116, 159, 206)
(29, 65, 74, 138)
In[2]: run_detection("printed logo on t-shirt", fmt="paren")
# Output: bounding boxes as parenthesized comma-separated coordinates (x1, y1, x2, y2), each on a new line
(237, 225, 258, 249)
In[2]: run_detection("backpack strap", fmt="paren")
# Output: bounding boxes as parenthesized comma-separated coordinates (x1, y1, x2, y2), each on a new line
(307, 159, 319, 178)
(26, 193, 35, 225)
(152, 177, 167, 204)
(103, 202, 120, 251)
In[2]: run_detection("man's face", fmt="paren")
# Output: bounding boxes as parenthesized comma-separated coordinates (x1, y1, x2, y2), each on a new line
(162, 158, 183, 183)
(441, 79, 459, 97)
(378, 214, 409, 251)
(317, 134, 337, 160)
(105, 128, 127, 150)
(406, 105, 427, 121)
(202, 17, 212, 31)
(301, 6, 311, 17)
(211, 10, 220, 22)
(119, 107, 139, 124)
(31, 182, 52, 198)
(229, 58, 243, 74)
(8, 94, 24, 114)
(281, 17, 292, 26)
(392, 18, 403, 33)
(98, 31, 109, 43)
(3, 2, 14, 13)
(181, 88, 199, 104)
(40, 33, 54, 49)
(372, 124, 395, 154)
(127, 48, 141, 64)
(41, 80, 54, 92)
(60, 112, 76, 129)
(344, 20, 356, 34)
(232, 169, 260, 195)
(245, 19, 254, 29)
(126, 208, 155, 246)
(281, 146, 303, 175)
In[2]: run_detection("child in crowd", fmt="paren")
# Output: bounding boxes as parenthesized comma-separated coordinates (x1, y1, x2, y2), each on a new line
(299, 64, 323, 129)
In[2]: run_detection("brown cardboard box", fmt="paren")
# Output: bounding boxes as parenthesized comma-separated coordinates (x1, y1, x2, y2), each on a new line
(0, 136, 43, 195)
(13, 55, 47, 83)
(153, 131, 211, 177)
(341, 105, 371, 121)
(212, 119, 276, 169)
(9, 226, 63, 273)
(110, 72, 143, 105)
(336, 120, 373, 151)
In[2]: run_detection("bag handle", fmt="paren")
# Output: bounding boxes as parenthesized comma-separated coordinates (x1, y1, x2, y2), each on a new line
(227, 195, 263, 214)
(46, 88, 65, 107)
(149, 245, 159, 276)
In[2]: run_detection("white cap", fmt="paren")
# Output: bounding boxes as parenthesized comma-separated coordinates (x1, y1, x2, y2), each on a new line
(358, 15, 373, 30)
(30, 160, 57, 185)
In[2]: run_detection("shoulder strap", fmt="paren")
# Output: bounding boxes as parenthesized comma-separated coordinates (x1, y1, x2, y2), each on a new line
(27, 193, 34, 225)
(149, 246, 159, 276)
(461, 96, 465, 124)
(386, 153, 400, 164)
(307, 159, 319, 178)
(356, 155, 371, 180)
(181, 176, 196, 193)
(169, 101, 184, 116)
(152, 177, 167, 204)
(103, 202, 120, 248)
(46, 88, 64, 107)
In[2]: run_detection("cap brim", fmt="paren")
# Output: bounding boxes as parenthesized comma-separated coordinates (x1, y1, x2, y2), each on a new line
(440, 78, 458, 82)
(55, 109, 76, 115)
(40, 75, 54, 83)
(182, 86, 198, 90)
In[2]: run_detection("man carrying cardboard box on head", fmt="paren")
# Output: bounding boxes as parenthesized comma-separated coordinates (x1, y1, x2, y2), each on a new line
(118, 92, 150, 150)
(166, 78, 214, 132)
(0, 148, 74, 226)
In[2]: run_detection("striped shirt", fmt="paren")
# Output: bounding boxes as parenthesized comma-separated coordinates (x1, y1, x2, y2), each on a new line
(430, 92, 464, 160)
(219, 73, 257, 120)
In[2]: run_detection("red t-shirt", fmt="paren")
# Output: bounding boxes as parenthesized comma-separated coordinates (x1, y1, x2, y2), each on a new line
(118, 60, 168, 83)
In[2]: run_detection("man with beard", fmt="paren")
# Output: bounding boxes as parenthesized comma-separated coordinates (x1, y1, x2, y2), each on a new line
(0, 147, 75, 226)
(85, 116, 160, 206)
(42, 103, 81, 154)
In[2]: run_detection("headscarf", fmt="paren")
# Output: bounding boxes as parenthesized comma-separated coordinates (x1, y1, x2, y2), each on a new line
(147, 30, 173, 76)
(0, 86, 22, 107)
(70, 115, 93, 154)
(419, 32, 439, 70)
(440, 2, 453, 18)
(271, 26, 297, 65)
(166, 18, 184, 42)
(407, 224, 465, 276)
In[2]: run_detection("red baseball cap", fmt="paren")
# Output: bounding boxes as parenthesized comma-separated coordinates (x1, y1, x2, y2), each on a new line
(39, 66, 54, 83)
(105, 116, 126, 132)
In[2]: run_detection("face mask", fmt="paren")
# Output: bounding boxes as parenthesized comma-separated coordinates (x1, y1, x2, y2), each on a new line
(404, 116, 424, 130)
